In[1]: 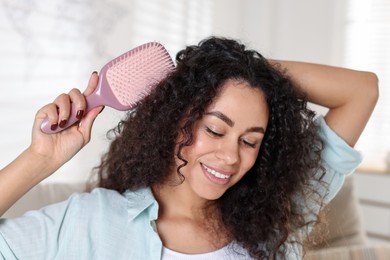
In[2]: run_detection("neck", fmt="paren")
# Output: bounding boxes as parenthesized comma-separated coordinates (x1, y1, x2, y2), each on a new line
(151, 177, 232, 251)
(152, 178, 213, 220)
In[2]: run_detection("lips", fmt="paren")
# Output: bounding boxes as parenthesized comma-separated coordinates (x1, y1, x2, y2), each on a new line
(201, 163, 235, 185)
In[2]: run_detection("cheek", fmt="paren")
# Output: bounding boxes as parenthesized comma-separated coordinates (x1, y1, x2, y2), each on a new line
(241, 150, 260, 173)
(174, 136, 197, 166)
(175, 129, 206, 160)
(178, 146, 190, 161)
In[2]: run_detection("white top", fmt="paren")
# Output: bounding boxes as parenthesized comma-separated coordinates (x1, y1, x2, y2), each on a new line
(162, 243, 252, 260)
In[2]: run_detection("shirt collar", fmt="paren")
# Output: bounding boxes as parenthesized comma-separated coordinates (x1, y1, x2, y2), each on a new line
(123, 187, 159, 221)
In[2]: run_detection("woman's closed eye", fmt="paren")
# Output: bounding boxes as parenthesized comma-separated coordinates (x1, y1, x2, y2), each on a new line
(205, 126, 259, 148)
(241, 138, 257, 148)
(205, 127, 224, 137)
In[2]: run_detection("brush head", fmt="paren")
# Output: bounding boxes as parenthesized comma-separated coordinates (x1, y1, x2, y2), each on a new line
(101, 42, 175, 109)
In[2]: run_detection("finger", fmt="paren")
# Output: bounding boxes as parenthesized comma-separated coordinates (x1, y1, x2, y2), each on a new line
(77, 106, 104, 143)
(83, 71, 99, 96)
(68, 88, 86, 121)
(34, 103, 61, 131)
(53, 93, 71, 128)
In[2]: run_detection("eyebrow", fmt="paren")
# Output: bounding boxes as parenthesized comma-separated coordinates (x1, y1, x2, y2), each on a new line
(206, 111, 234, 127)
(246, 126, 265, 134)
(205, 111, 265, 134)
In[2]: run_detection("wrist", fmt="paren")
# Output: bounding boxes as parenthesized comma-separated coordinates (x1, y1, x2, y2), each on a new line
(22, 146, 60, 181)
(0, 147, 57, 216)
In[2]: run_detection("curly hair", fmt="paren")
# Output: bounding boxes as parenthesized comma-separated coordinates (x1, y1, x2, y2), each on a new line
(97, 37, 324, 259)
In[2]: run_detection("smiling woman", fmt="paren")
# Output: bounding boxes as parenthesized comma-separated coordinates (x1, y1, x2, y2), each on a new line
(0, 37, 378, 259)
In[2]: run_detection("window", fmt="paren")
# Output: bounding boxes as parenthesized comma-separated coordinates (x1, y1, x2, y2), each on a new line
(343, 0, 390, 172)
(0, 0, 213, 182)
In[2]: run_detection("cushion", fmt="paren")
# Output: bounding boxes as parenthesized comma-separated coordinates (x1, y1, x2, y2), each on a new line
(307, 175, 367, 249)
(3, 182, 86, 218)
(305, 244, 390, 260)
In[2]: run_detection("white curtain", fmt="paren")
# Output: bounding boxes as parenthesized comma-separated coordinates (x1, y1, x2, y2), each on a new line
(343, 0, 390, 171)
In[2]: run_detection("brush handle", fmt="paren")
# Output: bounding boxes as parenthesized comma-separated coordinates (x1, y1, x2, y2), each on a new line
(40, 94, 104, 134)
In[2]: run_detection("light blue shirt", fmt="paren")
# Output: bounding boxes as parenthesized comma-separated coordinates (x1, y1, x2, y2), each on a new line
(0, 116, 362, 259)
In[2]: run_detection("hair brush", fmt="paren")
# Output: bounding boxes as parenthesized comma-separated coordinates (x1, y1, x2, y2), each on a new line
(41, 42, 174, 134)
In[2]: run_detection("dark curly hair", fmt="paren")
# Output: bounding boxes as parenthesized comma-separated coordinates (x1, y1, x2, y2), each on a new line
(97, 37, 324, 259)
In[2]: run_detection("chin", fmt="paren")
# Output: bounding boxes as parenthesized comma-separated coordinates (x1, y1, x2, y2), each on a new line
(198, 188, 227, 201)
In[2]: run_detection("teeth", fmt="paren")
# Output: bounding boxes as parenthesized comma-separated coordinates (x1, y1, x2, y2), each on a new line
(203, 164, 231, 179)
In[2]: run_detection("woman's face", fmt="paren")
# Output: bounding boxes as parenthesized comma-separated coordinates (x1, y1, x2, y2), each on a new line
(177, 79, 269, 201)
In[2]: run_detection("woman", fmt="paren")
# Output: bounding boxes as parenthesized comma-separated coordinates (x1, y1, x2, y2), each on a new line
(0, 37, 378, 259)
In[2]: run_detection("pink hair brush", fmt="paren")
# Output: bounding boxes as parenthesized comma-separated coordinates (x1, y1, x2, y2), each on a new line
(41, 42, 174, 134)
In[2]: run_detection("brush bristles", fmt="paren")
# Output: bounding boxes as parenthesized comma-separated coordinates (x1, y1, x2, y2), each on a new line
(106, 42, 174, 107)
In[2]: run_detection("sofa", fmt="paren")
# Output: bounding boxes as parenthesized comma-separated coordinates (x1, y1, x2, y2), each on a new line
(304, 176, 390, 259)
(3, 176, 390, 259)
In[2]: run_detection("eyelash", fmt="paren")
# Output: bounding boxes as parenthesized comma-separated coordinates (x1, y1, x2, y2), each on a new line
(205, 127, 223, 137)
(205, 127, 257, 148)
(242, 139, 257, 148)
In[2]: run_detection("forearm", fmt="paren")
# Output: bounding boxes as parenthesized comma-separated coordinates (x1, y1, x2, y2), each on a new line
(271, 60, 379, 147)
(0, 148, 58, 216)
(0, 74, 100, 217)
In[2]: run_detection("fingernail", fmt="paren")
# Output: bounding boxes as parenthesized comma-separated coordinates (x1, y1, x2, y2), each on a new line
(76, 110, 84, 120)
(92, 71, 98, 75)
(51, 123, 58, 131)
(59, 120, 67, 128)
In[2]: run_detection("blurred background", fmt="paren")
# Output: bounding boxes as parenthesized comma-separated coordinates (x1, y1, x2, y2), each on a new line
(0, 0, 389, 245)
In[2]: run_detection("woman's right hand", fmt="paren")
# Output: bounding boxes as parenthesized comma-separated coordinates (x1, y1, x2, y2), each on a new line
(0, 72, 104, 216)
(28, 72, 104, 175)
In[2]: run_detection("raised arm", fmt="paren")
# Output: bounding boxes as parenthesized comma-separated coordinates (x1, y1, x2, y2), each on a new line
(0, 72, 103, 216)
(272, 60, 379, 147)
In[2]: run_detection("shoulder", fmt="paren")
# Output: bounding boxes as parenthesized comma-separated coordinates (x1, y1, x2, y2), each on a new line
(1, 188, 130, 228)
(68, 187, 126, 209)
(66, 187, 158, 221)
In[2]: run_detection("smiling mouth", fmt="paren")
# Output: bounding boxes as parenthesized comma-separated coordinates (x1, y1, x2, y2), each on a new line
(201, 164, 231, 180)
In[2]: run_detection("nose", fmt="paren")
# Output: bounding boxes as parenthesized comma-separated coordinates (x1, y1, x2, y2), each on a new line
(215, 139, 240, 165)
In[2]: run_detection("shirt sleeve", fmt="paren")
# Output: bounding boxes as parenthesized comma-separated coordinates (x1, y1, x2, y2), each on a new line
(297, 115, 363, 224)
(0, 187, 160, 259)
(315, 115, 363, 203)
(293, 116, 362, 219)
(283, 116, 363, 258)
(0, 188, 131, 259)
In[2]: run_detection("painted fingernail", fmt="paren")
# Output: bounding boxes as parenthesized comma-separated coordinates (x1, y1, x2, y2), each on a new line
(59, 120, 67, 128)
(51, 123, 58, 131)
(76, 110, 84, 120)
